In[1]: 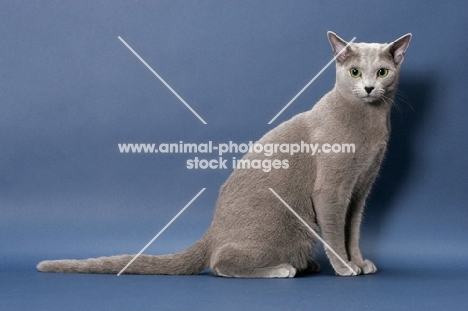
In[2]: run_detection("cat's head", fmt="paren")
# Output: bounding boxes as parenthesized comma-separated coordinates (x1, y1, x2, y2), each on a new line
(328, 31, 411, 104)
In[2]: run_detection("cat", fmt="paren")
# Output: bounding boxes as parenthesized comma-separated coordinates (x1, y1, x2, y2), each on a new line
(37, 31, 411, 277)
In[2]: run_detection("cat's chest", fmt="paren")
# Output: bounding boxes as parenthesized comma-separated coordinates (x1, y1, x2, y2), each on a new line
(338, 108, 390, 150)
(355, 124, 389, 150)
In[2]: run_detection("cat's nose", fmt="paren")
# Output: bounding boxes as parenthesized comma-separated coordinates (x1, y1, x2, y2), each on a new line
(364, 86, 374, 94)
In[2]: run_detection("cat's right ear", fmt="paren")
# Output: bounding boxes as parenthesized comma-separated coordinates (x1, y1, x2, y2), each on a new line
(327, 31, 351, 62)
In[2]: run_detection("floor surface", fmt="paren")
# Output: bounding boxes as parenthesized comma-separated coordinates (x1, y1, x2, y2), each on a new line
(2, 258, 467, 310)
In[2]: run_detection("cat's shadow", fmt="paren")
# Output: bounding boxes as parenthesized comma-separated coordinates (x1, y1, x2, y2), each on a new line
(362, 74, 434, 250)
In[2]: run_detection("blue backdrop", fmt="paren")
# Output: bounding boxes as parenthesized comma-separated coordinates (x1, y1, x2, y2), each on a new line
(1, 1, 467, 310)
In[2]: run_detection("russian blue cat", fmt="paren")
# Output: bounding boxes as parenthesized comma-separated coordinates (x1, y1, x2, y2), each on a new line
(38, 31, 411, 277)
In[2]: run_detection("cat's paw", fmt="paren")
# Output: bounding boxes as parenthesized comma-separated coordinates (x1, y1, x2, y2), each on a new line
(334, 261, 361, 276)
(359, 259, 377, 274)
(274, 264, 297, 278)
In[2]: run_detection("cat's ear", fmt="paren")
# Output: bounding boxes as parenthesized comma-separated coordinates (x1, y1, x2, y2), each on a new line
(327, 31, 351, 62)
(388, 33, 412, 65)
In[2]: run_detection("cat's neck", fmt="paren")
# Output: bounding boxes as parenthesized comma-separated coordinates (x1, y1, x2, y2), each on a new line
(329, 86, 393, 133)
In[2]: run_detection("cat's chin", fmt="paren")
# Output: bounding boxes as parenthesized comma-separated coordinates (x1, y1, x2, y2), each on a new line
(362, 97, 376, 103)
(360, 96, 382, 105)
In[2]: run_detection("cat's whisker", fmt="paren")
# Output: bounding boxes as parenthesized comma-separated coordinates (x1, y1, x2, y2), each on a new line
(381, 94, 399, 113)
(394, 90, 414, 112)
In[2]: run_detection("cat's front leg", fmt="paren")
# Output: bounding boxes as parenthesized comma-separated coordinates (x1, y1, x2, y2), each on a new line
(346, 203, 377, 274)
(313, 193, 361, 276)
(345, 167, 381, 275)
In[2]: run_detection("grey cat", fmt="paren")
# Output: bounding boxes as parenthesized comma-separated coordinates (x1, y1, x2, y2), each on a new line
(37, 31, 411, 278)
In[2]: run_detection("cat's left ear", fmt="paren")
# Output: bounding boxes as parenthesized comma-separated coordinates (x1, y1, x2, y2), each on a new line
(388, 33, 412, 65)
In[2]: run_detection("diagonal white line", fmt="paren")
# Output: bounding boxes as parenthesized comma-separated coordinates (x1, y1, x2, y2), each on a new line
(269, 188, 358, 276)
(268, 37, 356, 124)
(117, 187, 206, 276)
(118, 36, 207, 125)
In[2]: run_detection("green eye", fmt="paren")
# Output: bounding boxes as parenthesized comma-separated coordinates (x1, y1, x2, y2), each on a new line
(350, 68, 361, 78)
(378, 68, 389, 78)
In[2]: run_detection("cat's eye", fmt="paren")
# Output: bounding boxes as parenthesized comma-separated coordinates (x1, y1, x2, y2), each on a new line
(377, 68, 389, 78)
(350, 68, 361, 78)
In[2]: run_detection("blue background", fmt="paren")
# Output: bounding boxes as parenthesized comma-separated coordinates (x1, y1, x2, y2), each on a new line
(1, 1, 467, 310)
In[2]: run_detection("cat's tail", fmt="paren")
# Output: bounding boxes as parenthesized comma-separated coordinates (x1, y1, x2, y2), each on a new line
(36, 238, 209, 275)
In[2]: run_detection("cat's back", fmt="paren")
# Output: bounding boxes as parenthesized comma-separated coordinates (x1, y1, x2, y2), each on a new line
(207, 96, 335, 228)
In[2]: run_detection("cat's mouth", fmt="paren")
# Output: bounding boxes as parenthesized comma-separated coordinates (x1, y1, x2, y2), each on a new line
(361, 90, 390, 104)
(353, 90, 382, 103)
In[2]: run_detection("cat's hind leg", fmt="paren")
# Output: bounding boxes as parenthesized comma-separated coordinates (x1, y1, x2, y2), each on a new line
(210, 243, 296, 278)
(213, 263, 297, 278)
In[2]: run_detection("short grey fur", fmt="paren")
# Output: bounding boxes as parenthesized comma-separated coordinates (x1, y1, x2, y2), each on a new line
(37, 31, 411, 278)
